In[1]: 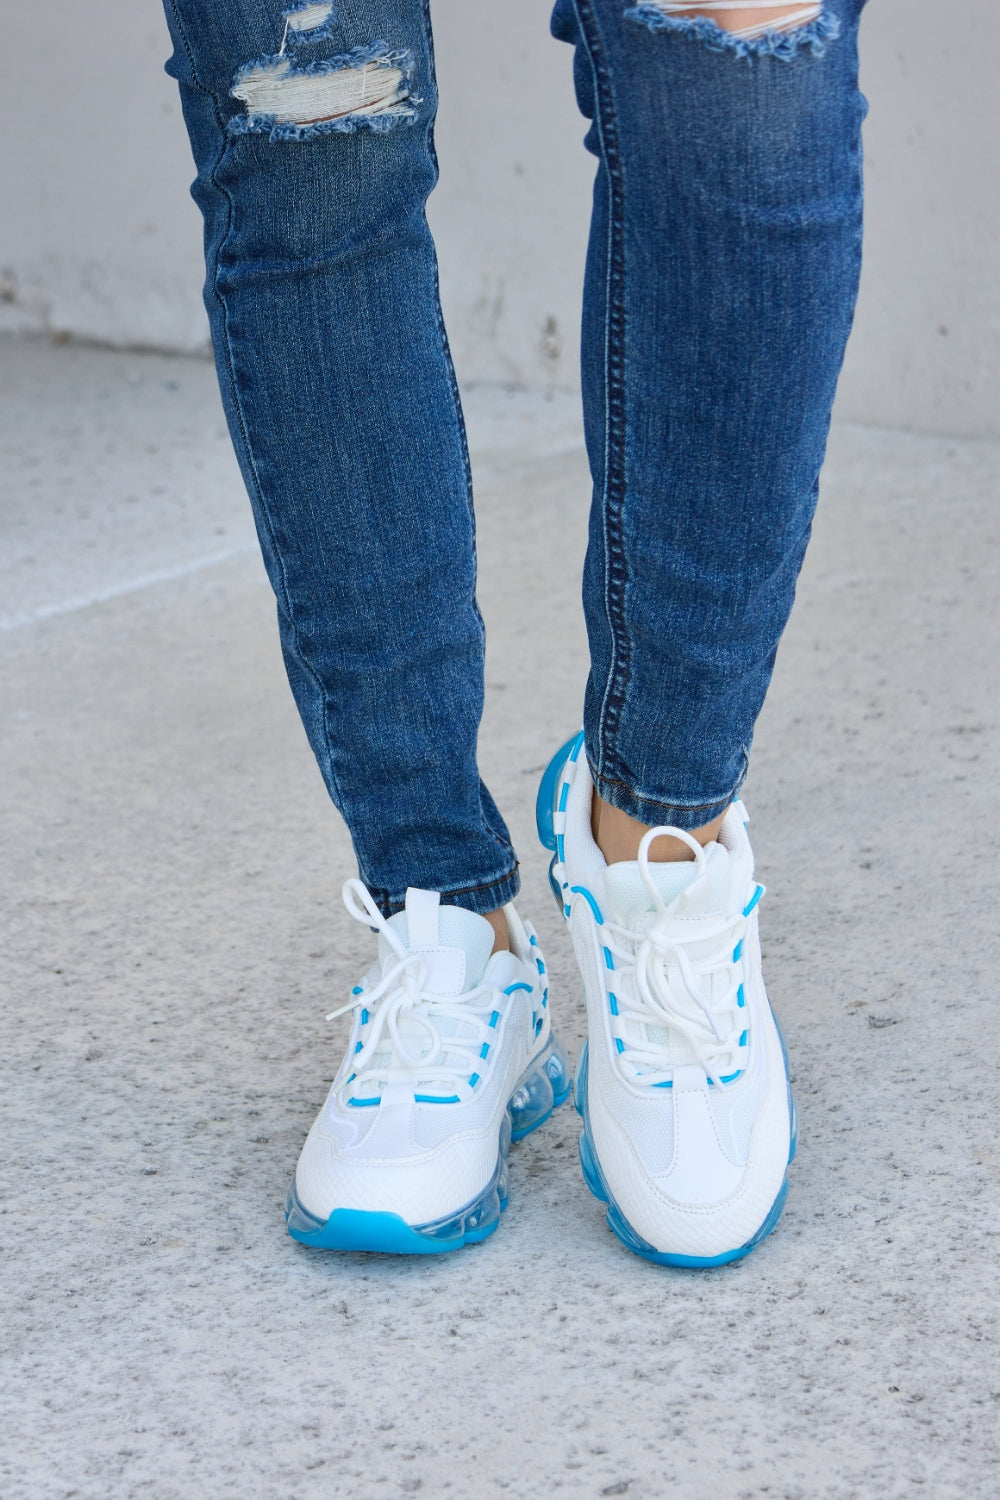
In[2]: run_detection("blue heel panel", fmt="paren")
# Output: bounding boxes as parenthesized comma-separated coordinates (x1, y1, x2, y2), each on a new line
(536, 733, 584, 850)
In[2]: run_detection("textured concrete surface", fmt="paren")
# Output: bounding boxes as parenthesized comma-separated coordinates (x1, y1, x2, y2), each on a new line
(2, 339, 999, 1498)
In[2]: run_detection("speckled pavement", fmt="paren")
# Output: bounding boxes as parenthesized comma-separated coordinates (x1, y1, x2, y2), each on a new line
(2, 340, 999, 1499)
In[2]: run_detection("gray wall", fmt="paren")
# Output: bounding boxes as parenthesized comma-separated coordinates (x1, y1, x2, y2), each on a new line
(2, 1, 997, 436)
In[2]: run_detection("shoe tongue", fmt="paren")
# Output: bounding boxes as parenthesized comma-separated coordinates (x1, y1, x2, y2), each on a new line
(380, 888, 494, 993)
(605, 845, 730, 927)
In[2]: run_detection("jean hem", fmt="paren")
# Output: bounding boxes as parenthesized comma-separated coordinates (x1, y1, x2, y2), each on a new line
(368, 863, 522, 920)
(591, 760, 746, 832)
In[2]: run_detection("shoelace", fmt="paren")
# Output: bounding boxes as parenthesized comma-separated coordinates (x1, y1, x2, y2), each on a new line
(325, 880, 499, 1104)
(648, 1, 821, 42)
(604, 828, 759, 1087)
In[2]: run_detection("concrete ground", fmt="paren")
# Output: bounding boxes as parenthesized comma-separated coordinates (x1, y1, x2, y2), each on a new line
(2, 338, 999, 1500)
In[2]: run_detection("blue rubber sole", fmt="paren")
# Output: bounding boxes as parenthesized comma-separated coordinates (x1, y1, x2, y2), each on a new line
(286, 1034, 571, 1255)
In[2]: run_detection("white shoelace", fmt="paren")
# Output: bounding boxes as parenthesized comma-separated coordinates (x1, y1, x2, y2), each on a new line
(604, 828, 757, 1087)
(647, 2, 821, 41)
(326, 880, 499, 1104)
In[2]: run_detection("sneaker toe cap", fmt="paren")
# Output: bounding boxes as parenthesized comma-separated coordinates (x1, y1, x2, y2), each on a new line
(293, 1118, 498, 1227)
(591, 1081, 791, 1259)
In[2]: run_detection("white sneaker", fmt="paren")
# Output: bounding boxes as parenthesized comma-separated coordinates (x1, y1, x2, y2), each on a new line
(286, 880, 570, 1254)
(537, 734, 796, 1266)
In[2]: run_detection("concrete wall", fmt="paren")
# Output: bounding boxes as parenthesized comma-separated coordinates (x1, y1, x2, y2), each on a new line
(2, 1, 996, 436)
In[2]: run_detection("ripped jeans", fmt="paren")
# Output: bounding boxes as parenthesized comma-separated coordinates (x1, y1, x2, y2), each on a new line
(162, 0, 866, 916)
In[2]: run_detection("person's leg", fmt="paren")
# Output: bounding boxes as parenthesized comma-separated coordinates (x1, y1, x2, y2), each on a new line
(543, 0, 866, 1263)
(586, 0, 859, 872)
(162, 0, 569, 1253)
(558, 0, 865, 840)
(161, 0, 516, 921)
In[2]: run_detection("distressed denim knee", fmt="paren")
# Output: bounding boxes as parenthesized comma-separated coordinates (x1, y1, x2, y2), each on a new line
(228, 2, 419, 140)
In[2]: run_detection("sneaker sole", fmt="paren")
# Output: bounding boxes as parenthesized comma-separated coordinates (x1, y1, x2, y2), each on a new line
(285, 1034, 572, 1255)
(537, 736, 798, 1268)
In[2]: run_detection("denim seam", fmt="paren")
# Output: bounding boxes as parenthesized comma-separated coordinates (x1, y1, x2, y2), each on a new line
(573, 0, 632, 794)
(165, 0, 350, 818)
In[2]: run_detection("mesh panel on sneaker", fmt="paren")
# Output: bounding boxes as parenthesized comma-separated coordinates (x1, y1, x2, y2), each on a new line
(410, 1101, 485, 1151)
(604, 861, 696, 926)
(596, 1081, 676, 1176)
(604, 846, 733, 929)
(321, 1106, 373, 1149)
(705, 1068, 764, 1166)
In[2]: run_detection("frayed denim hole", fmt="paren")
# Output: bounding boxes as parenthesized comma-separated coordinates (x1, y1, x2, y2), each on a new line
(227, 108, 418, 143)
(228, 41, 420, 140)
(282, 2, 340, 47)
(624, 6, 842, 60)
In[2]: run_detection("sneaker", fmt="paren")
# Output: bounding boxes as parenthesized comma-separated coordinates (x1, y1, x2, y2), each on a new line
(285, 879, 570, 1254)
(537, 733, 796, 1266)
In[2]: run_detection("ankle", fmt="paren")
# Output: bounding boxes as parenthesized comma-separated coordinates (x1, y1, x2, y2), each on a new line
(591, 792, 726, 865)
(483, 908, 510, 953)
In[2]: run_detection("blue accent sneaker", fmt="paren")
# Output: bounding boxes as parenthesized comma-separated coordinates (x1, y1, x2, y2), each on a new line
(286, 881, 570, 1254)
(538, 734, 796, 1267)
